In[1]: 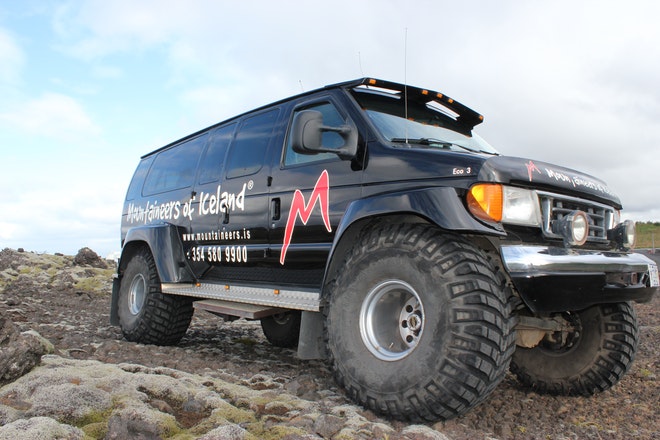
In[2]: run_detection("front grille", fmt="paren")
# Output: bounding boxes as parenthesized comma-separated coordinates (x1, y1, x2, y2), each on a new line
(538, 191, 615, 243)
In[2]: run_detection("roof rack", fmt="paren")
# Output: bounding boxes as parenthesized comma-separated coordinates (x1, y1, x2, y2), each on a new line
(330, 77, 484, 130)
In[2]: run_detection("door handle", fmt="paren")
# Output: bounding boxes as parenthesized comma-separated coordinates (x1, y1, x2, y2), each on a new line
(271, 198, 281, 221)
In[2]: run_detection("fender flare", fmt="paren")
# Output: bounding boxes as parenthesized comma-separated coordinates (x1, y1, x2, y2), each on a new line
(120, 223, 193, 284)
(111, 223, 192, 326)
(322, 186, 505, 288)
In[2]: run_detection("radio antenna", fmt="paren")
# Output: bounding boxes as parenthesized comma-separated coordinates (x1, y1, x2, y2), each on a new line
(404, 27, 409, 143)
(299, 80, 305, 92)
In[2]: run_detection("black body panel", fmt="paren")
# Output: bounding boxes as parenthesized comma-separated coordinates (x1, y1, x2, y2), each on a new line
(117, 77, 657, 317)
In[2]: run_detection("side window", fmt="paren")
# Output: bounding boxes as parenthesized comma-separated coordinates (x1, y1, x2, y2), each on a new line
(285, 102, 344, 166)
(226, 108, 280, 179)
(143, 133, 208, 196)
(198, 123, 236, 184)
(125, 156, 154, 201)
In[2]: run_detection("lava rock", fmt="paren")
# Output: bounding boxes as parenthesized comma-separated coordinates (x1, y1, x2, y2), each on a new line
(73, 247, 107, 269)
(0, 314, 53, 385)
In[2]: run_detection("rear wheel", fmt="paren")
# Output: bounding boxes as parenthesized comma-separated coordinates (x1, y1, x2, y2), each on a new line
(325, 223, 517, 421)
(260, 311, 301, 348)
(511, 302, 639, 395)
(117, 248, 193, 345)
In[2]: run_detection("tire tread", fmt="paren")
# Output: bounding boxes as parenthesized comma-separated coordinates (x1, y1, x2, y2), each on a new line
(324, 223, 517, 421)
(120, 248, 193, 346)
(510, 302, 638, 396)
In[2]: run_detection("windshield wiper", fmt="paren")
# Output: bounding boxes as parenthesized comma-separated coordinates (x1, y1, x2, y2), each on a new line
(391, 137, 451, 147)
(390, 137, 497, 155)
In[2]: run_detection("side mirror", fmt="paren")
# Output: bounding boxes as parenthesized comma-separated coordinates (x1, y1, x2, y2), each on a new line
(291, 110, 358, 160)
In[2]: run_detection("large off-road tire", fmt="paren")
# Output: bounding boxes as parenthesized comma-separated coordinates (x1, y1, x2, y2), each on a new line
(260, 311, 301, 348)
(511, 302, 639, 395)
(324, 223, 517, 422)
(117, 248, 194, 345)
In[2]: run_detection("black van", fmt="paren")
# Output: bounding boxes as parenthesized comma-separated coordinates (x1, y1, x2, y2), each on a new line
(112, 78, 658, 421)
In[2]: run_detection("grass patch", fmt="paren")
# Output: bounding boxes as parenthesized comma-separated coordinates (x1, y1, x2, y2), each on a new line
(636, 221, 660, 249)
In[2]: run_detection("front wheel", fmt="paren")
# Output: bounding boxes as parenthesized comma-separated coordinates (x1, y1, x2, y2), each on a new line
(510, 302, 639, 395)
(117, 248, 194, 345)
(325, 224, 517, 422)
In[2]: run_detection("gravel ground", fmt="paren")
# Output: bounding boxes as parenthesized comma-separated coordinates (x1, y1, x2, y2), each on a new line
(0, 248, 658, 439)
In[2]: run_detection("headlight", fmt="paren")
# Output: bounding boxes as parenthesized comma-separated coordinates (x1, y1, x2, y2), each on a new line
(467, 184, 541, 226)
(552, 210, 590, 246)
(608, 219, 636, 250)
(502, 186, 542, 226)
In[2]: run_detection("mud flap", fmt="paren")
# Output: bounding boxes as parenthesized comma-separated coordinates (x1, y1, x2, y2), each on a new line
(110, 275, 120, 326)
(297, 311, 327, 360)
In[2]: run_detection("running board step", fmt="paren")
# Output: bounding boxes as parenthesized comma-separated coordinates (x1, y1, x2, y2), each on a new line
(161, 282, 321, 312)
(193, 299, 285, 320)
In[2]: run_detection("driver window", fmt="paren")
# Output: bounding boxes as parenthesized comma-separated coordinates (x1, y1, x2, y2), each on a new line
(285, 102, 344, 166)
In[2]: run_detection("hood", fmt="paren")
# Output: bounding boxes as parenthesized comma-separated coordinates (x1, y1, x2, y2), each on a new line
(478, 156, 622, 208)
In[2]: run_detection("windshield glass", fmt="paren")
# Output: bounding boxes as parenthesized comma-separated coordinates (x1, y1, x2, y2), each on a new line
(353, 88, 499, 155)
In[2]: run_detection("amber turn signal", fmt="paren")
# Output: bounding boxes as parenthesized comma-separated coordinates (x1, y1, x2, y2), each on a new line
(467, 184, 503, 222)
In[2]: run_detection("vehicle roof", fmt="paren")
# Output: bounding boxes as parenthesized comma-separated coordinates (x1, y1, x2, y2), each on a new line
(142, 77, 484, 159)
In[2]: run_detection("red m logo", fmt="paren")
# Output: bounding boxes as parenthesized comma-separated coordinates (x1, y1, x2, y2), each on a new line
(280, 170, 332, 265)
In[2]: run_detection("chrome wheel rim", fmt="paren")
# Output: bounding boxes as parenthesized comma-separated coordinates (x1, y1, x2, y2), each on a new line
(128, 274, 147, 316)
(359, 280, 425, 361)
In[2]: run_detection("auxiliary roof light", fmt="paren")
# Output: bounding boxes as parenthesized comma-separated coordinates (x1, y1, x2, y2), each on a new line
(552, 210, 590, 246)
(608, 219, 636, 250)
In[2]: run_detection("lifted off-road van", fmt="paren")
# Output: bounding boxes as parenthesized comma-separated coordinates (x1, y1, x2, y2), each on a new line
(112, 78, 658, 421)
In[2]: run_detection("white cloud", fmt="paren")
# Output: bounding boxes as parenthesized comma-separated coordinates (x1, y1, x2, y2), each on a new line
(51, 0, 404, 87)
(423, 2, 660, 220)
(52, 0, 213, 59)
(0, 92, 101, 141)
(0, 181, 124, 256)
(0, 27, 24, 84)
(92, 65, 123, 80)
(0, 221, 21, 241)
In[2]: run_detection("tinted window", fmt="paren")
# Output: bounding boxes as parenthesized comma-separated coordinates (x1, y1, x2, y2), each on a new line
(226, 109, 279, 179)
(198, 123, 236, 184)
(143, 133, 208, 196)
(285, 102, 343, 166)
(125, 156, 154, 201)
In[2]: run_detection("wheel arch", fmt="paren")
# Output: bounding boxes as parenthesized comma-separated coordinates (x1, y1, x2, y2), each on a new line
(321, 187, 505, 292)
(111, 223, 193, 326)
(120, 223, 193, 284)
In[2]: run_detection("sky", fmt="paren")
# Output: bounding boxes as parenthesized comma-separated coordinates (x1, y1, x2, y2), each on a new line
(1, 0, 659, 258)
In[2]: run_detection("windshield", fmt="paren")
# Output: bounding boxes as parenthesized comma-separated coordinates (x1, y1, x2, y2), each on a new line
(353, 88, 499, 155)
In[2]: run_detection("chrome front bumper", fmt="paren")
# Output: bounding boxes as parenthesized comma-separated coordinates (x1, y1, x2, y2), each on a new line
(500, 245, 659, 313)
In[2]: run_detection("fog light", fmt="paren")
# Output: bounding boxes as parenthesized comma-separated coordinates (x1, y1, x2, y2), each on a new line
(552, 210, 590, 246)
(608, 219, 636, 250)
